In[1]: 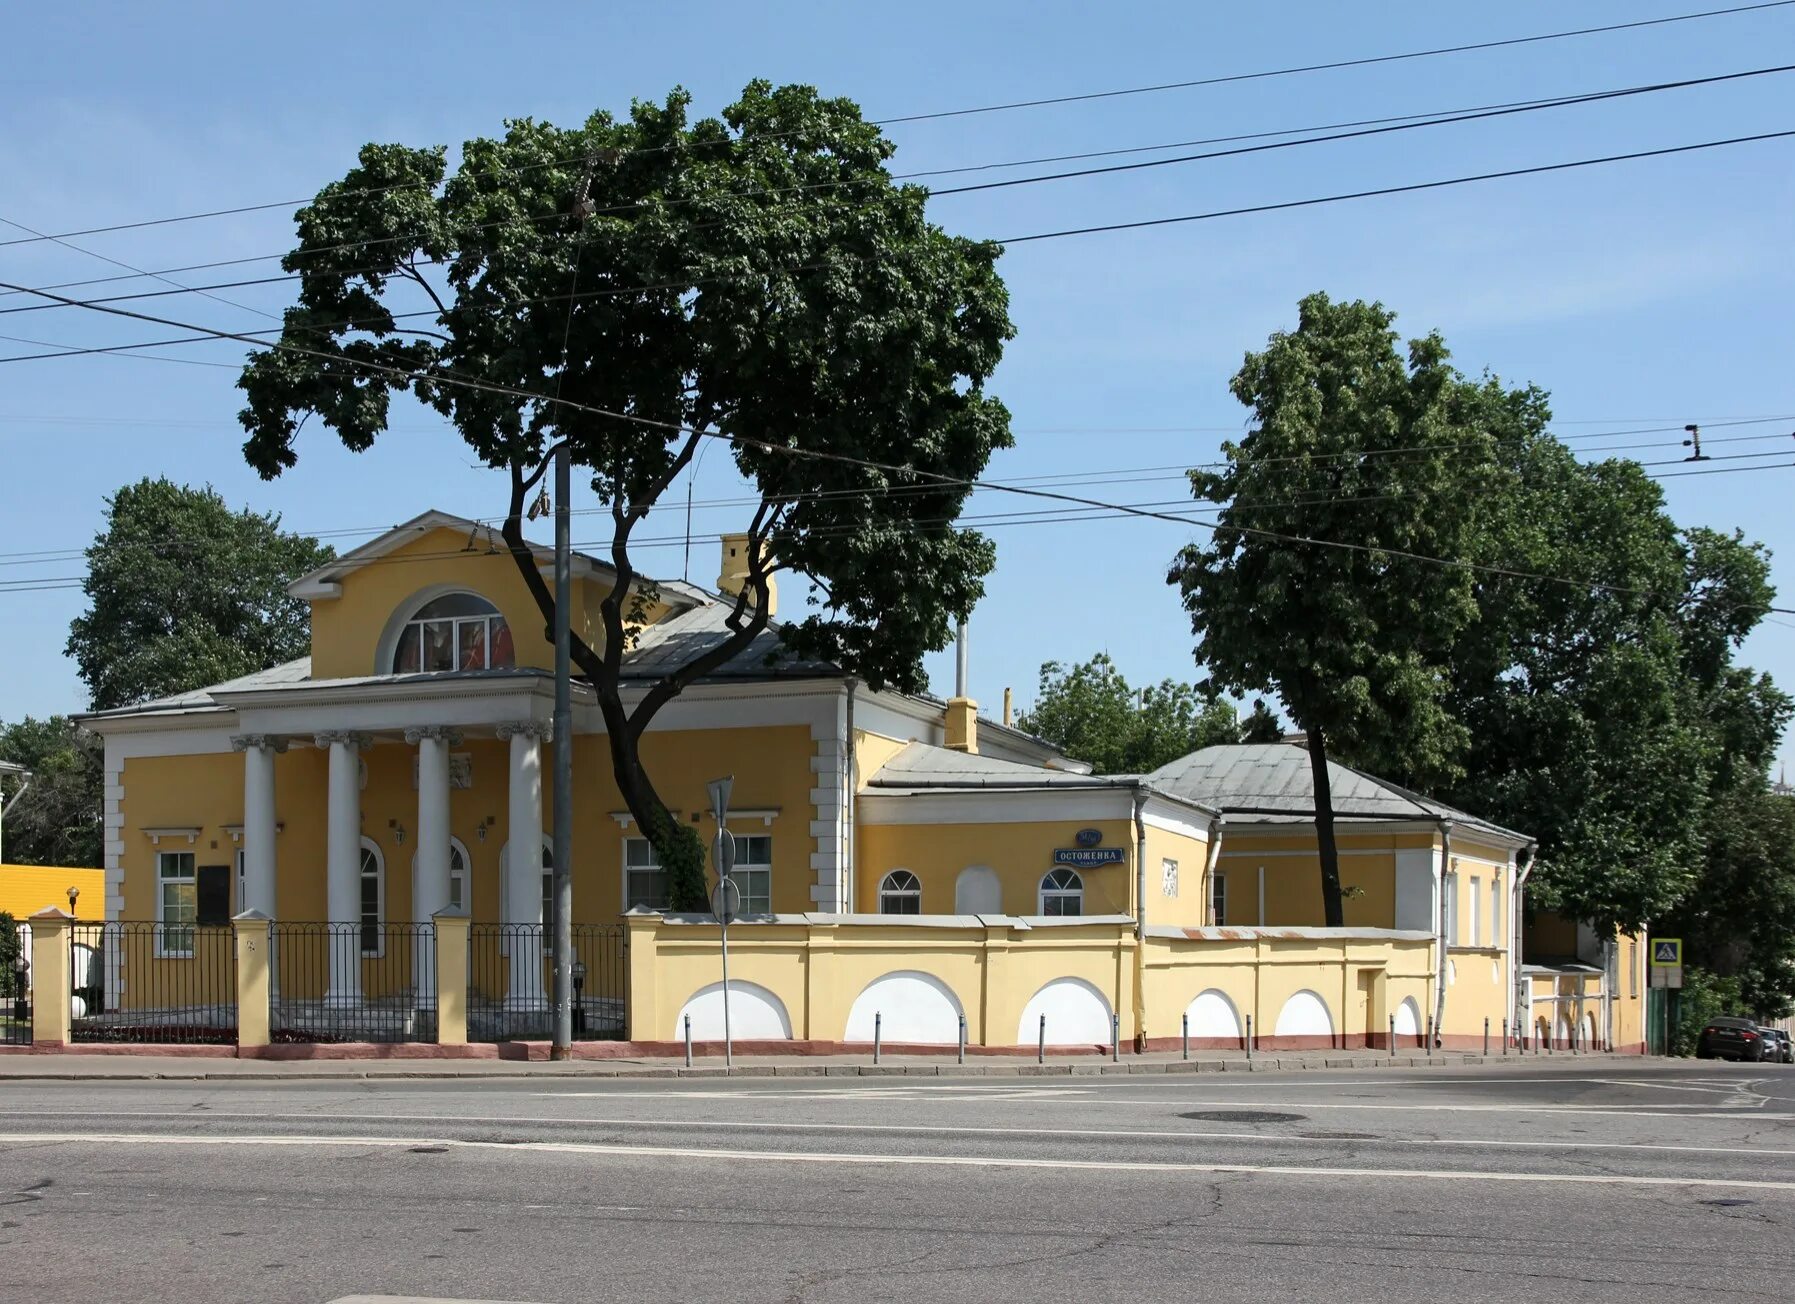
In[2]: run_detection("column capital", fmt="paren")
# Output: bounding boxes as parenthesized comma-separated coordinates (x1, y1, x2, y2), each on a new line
(496, 720, 553, 741)
(404, 725, 464, 746)
(314, 730, 373, 750)
(232, 733, 289, 754)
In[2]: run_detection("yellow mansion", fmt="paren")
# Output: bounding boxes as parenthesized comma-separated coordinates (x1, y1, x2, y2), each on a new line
(72, 510, 1644, 1055)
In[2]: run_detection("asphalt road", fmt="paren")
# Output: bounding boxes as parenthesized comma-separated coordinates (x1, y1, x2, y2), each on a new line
(2, 1060, 1791, 1303)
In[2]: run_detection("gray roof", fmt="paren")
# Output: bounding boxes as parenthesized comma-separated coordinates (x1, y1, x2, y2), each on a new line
(869, 741, 1131, 791)
(1149, 743, 1525, 840)
(620, 602, 837, 680)
(82, 657, 316, 719)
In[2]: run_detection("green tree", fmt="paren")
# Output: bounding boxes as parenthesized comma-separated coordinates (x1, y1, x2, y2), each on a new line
(0, 716, 104, 867)
(1016, 653, 1278, 774)
(67, 479, 334, 710)
(237, 83, 1014, 908)
(1170, 293, 1506, 926)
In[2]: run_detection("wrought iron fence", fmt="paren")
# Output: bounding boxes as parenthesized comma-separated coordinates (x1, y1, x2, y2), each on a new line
(69, 922, 237, 1044)
(1, 920, 29, 1045)
(270, 922, 435, 1043)
(468, 923, 626, 1042)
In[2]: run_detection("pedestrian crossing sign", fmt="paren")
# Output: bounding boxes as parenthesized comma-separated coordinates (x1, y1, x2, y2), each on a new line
(1651, 938, 1682, 966)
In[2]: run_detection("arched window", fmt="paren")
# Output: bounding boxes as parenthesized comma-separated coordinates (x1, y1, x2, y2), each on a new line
(359, 838, 385, 955)
(879, 870, 921, 915)
(411, 837, 470, 917)
(392, 592, 514, 673)
(1039, 867, 1083, 917)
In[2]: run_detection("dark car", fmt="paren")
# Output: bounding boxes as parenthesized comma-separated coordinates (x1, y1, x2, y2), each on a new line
(1696, 1017, 1766, 1062)
(1763, 1028, 1795, 1065)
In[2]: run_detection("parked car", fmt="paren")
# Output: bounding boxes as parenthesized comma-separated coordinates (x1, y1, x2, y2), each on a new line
(1762, 1028, 1794, 1064)
(1696, 1017, 1766, 1061)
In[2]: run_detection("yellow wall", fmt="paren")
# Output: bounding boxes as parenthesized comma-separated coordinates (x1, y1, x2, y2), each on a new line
(1141, 822, 1214, 928)
(855, 817, 1136, 917)
(0, 864, 104, 920)
(1212, 830, 1434, 928)
(626, 914, 1445, 1049)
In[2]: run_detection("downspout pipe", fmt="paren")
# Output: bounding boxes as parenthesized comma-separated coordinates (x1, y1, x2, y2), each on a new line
(1433, 820, 1453, 1050)
(844, 677, 859, 913)
(1133, 785, 1150, 1053)
(1511, 841, 1537, 1045)
(1201, 816, 1225, 925)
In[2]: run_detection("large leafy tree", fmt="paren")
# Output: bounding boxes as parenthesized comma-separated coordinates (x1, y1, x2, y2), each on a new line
(0, 716, 103, 867)
(1169, 294, 1507, 926)
(67, 479, 333, 711)
(237, 83, 1014, 907)
(1017, 654, 1278, 775)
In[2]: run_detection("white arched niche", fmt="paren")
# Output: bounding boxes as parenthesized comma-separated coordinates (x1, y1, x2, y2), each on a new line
(1393, 997, 1421, 1038)
(675, 980, 792, 1041)
(1274, 989, 1333, 1038)
(1017, 977, 1113, 1046)
(845, 971, 964, 1044)
(1184, 989, 1241, 1040)
(953, 865, 1002, 915)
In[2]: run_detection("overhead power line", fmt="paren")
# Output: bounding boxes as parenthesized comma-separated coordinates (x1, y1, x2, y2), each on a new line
(0, 2, 1787, 258)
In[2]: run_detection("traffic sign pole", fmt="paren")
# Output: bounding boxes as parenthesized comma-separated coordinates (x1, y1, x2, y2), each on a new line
(707, 777, 736, 1070)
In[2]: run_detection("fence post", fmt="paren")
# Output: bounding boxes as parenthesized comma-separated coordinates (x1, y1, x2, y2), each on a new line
(233, 911, 272, 1051)
(433, 907, 470, 1046)
(1502, 1018, 1509, 1055)
(1389, 1014, 1396, 1058)
(1111, 1013, 1120, 1063)
(1483, 1017, 1489, 1057)
(684, 1013, 693, 1067)
(28, 909, 72, 1047)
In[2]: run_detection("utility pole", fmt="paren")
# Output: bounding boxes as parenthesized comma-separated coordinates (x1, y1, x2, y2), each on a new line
(550, 441, 574, 1058)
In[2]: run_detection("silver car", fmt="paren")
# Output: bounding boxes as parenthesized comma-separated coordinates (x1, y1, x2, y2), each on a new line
(1764, 1029, 1795, 1064)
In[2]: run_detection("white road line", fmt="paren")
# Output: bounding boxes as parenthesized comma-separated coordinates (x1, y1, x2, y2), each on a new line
(3, 1108, 1792, 1158)
(3, 1131, 1792, 1190)
(7, 1106, 1787, 1156)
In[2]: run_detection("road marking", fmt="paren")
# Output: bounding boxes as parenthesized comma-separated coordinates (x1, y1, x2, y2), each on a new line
(5, 1108, 1792, 1158)
(4, 1131, 1792, 1191)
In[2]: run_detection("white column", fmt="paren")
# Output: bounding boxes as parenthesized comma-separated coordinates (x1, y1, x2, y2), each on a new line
(407, 726, 459, 1005)
(499, 721, 549, 1012)
(232, 734, 285, 918)
(316, 730, 370, 1007)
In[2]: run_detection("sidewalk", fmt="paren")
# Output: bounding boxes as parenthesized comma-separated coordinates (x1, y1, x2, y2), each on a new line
(0, 1047, 1647, 1081)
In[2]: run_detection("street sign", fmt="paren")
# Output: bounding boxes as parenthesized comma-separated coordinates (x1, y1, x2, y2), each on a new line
(1651, 938, 1682, 967)
(1649, 963, 1684, 990)
(710, 876, 741, 925)
(707, 776, 733, 825)
(1053, 847, 1126, 867)
(714, 828, 737, 879)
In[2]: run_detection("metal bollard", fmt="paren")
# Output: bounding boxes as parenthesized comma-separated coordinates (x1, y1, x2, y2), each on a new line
(1111, 1013, 1120, 1063)
(1182, 1012, 1189, 1061)
(1483, 1017, 1489, 1057)
(874, 1011, 882, 1065)
(957, 1013, 967, 1065)
(684, 1013, 693, 1068)
(1425, 1016, 1434, 1053)
(1038, 1013, 1046, 1065)
(1245, 1014, 1254, 1061)
(1502, 1018, 1509, 1056)
(1389, 1014, 1396, 1057)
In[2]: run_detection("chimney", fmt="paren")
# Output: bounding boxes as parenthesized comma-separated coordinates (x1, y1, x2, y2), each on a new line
(716, 532, 777, 617)
(945, 620, 978, 753)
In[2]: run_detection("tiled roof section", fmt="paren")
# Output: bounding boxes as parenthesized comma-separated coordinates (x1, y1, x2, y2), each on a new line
(1148, 743, 1524, 839)
(868, 741, 1123, 790)
(618, 603, 837, 680)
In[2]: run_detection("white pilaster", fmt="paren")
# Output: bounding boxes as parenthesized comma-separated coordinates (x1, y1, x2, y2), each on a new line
(316, 730, 370, 1007)
(232, 734, 285, 919)
(498, 721, 550, 1011)
(407, 725, 460, 1006)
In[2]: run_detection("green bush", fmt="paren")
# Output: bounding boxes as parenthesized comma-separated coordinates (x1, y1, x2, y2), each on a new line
(0, 912, 18, 999)
(1672, 967, 1744, 1057)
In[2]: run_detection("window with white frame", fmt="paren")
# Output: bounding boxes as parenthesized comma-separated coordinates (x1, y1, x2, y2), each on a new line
(624, 837, 667, 911)
(410, 840, 469, 916)
(730, 833, 772, 915)
(157, 851, 197, 956)
(1209, 871, 1227, 926)
(1039, 867, 1084, 917)
(1470, 876, 1483, 947)
(359, 841, 384, 955)
(391, 592, 514, 673)
(878, 869, 921, 915)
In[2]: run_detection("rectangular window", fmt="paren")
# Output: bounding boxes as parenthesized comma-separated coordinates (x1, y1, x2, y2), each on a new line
(360, 868, 382, 956)
(624, 837, 667, 911)
(157, 851, 196, 956)
(235, 848, 246, 913)
(730, 834, 772, 915)
(1209, 872, 1226, 927)
(1629, 938, 1639, 998)
(1470, 876, 1483, 948)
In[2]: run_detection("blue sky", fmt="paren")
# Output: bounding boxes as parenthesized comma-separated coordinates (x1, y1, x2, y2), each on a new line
(1, 1, 1791, 776)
